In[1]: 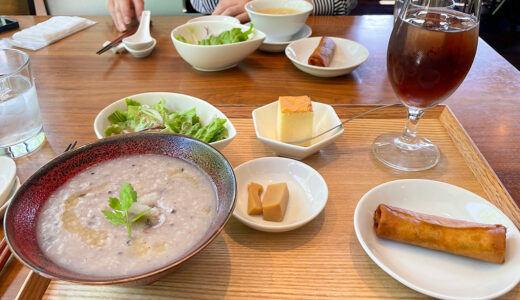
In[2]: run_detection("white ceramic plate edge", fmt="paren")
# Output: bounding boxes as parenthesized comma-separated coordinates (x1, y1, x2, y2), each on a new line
(353, 179, 520, 300)
(0, 176, 20, 219)
(0, 157, 16, 206)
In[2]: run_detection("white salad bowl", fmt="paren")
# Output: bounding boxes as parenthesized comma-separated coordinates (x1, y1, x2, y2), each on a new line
(252, 101, 344, 160)
(93, 92, 236, 150)
(171, 21, 265, 71)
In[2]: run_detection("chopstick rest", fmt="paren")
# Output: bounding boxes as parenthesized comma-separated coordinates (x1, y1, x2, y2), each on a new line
(7, 16, 96, 51)
(102, 41, 127, 54)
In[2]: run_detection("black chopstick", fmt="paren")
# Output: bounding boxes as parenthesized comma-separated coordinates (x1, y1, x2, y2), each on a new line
(96, 26, 138, 55)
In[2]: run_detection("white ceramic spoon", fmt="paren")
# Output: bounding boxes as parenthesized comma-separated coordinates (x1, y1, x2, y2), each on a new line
(122, 10, 153, 50)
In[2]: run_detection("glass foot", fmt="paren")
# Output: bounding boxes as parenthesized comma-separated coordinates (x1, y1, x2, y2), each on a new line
(372, 133, 440, 171)
(0, 129, 45, 158)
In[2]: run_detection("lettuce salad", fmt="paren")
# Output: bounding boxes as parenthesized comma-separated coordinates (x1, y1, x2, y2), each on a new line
(105, 98, 228, 143)
(176, 24, 254, 45)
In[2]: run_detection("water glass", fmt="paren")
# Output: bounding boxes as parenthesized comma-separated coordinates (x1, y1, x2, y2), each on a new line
(0, 49, 45, 158)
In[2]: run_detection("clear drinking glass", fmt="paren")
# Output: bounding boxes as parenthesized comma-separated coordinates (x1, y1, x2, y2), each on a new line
(393, 0, 456, 21)
(373, 0, 481, 171)
(0, 49, 45, 158)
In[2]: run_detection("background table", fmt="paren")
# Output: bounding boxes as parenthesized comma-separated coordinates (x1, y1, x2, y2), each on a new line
(1, 15, 520, 299)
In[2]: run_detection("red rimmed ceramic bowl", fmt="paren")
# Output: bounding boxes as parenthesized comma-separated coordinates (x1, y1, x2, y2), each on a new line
(4, 133, 236, 285)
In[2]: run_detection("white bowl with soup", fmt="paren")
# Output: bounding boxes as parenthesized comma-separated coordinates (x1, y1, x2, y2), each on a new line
(245, 0, 313, 42)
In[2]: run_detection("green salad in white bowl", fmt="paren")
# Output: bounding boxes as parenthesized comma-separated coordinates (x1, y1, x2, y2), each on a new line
(171, 21, 265, 71)
(94, 92, 236, 150)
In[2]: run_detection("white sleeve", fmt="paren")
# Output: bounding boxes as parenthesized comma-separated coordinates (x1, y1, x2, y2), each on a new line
(312, 0, 357, 15)
(190, 0, 219, 14)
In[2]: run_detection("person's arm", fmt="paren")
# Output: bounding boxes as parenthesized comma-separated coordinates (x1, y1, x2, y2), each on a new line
(107, 0, 144, 32)
(211, 0, 251, 23)
(311, 0, 357, 15)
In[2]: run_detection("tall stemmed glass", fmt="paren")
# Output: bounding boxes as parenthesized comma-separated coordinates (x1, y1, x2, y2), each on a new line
(373, 0, 481, 171)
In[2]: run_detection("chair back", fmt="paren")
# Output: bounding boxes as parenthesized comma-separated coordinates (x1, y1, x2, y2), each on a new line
(36, 0, 200, 16)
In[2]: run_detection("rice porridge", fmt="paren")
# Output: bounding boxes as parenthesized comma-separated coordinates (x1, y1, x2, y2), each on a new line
(37, 154, 217, 277)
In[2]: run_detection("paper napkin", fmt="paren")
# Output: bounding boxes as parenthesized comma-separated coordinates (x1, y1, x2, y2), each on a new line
(7, 16, 96, 51)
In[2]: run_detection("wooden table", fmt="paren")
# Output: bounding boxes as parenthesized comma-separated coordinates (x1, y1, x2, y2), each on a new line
(1, 15, 519, 299)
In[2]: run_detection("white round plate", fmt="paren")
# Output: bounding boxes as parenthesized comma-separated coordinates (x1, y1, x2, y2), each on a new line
(259, 24, 312, 52)
(233, 157, 327, 232)
(0, 176, 20, 219)
(285, 36, 369, 77)
(0, 156, 16, 206)
(354, 179, 520, 300)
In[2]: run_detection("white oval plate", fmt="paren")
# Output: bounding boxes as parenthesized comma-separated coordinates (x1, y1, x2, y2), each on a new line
(0, 157, 16, 206)
(259, 24, 312, 52)
(233, 157, 327, 232)
(354, 179, 520, 300)
(93, 92, 236, 151)
(0, 176, 20, 219)
(286, 36, 369, 77)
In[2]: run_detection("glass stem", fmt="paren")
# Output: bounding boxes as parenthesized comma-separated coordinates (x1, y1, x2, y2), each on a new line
(399, 107, 424, 144)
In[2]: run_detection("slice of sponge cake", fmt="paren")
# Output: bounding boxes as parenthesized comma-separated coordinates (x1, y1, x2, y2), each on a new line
(276, 96, 314, 146)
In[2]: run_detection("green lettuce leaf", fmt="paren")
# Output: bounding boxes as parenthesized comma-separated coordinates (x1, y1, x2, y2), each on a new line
(176, 24, 254, 46)
(105, 98, 228, 142)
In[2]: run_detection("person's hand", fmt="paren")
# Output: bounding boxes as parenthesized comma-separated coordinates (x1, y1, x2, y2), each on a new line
(212, 0, 251, 23)
(106, 0, 144, 32)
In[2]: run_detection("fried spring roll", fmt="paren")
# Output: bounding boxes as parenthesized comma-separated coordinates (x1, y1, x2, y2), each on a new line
(373, 204, 507, 264)
(308, 36, 336, 67)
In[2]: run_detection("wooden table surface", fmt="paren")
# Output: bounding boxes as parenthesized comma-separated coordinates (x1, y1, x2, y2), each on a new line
(1, 15, 520, 299)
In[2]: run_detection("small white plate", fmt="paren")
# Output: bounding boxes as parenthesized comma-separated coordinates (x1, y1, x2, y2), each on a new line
(259, 24, 312, 52)
(0, 176, 20, 219)
(285, 37, 369, 77)
(0, 157, 16, 206)
(233, 157, 327, 232)
(354, 179, 520, 300)
(252, 101, 343, 160)
(187, 16, 240, 24)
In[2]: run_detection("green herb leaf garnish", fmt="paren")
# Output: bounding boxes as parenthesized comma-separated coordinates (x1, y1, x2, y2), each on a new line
(101, 182, 150, 239)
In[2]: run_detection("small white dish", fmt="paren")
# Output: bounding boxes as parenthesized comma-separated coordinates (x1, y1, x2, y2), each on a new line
(0, 156, 16, 206)
(259, 24, 312, 52)
(252, 101, 343, 160)
(285, 37, 369, 77)
(354, 179, 520, 300)
(123, 38, 156, 58)
(187, 16, 240, 24)
(93, 92, 236, 151)
(122, 10, 154, 50)
(233, 157, 327, 232)
(0, 176, 20, 219)
(171, 21, 265, 71)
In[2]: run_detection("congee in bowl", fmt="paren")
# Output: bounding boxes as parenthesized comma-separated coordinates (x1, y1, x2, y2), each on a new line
(4, 133, 236, 285)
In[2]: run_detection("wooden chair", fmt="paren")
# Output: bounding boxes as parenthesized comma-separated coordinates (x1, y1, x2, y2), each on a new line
(29, 0, 199, 16)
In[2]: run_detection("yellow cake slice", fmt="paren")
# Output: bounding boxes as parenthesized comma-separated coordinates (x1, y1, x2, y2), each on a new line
(276, 96, 314, 146)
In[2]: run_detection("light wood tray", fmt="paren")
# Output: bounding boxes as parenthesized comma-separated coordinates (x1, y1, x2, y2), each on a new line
(15, 105, 520, 299)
